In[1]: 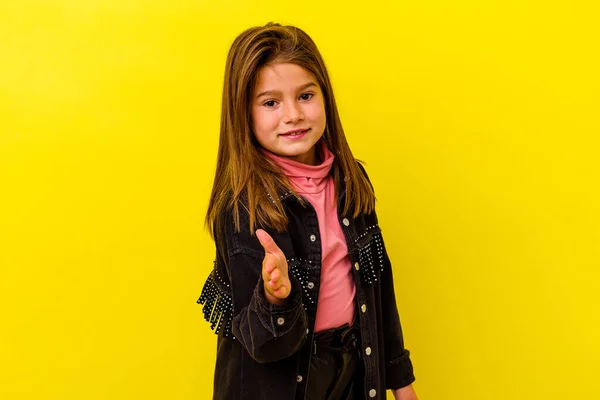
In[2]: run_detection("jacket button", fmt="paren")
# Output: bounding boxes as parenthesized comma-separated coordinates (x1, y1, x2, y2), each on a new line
(369, 389, 377, 397)
(354, 262, 360, 271)
(277, 317, 285, 326)
(310, 234, 316, 242)
(365, 346, 372, 355)
(297, 375, 303, 382)
(342, 218, 350, 226)
(361, 304, 367, 313)
(307, 282, 315, 289)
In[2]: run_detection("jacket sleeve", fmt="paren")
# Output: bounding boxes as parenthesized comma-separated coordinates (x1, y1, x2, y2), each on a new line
(197, 208, 308, 363)
(379, 240, 416, 389)
(356, 161, 416, 388)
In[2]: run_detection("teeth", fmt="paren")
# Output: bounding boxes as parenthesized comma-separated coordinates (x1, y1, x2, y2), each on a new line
(284, 130, 305, 136)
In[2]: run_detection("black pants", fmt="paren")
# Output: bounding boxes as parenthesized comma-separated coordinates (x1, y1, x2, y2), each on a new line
(305, 323, 364, 400)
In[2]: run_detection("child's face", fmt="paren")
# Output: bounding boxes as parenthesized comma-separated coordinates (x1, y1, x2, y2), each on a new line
(251, 63, 326, 165)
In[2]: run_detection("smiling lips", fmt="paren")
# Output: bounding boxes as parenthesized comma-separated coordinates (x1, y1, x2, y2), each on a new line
(280, 128, 310, 138)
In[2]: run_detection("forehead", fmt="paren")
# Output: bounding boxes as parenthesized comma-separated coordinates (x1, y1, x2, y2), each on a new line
(253, 63, 318, 90)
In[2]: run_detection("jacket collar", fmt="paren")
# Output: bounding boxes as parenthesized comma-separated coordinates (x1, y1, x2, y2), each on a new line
(267, 188, 295, 204)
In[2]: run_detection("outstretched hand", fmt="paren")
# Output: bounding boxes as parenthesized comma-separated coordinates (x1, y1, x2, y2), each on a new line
(256, 229, 292, 305)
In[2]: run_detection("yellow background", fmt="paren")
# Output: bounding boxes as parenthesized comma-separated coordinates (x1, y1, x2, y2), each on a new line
(1, 1, 599, 399)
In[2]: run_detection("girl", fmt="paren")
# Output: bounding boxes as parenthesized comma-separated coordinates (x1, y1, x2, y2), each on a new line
(197, 22, 418, 400)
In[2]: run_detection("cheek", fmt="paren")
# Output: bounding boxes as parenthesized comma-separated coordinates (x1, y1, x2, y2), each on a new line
(307, 102, 326, 124)
(251, 109, 279, 145)
(253, 109, 277, 132)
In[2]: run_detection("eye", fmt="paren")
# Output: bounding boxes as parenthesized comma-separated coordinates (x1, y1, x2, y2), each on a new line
(262, 100, 277, 107)
(300, 93, 314, 101)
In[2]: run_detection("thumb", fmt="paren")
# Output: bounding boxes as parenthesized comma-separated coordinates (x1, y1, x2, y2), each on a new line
(255, 229, 281, 255)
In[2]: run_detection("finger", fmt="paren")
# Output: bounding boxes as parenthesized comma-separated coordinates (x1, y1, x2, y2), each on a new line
(270, 268, 280, 283)
(263, 253, 279, 274)
(256, 229, 283, 256)
(268, 279, 282, 290)
(262, 260, 274, 283)
(264, 260, 275, 275)
(273, 285, 289, 298)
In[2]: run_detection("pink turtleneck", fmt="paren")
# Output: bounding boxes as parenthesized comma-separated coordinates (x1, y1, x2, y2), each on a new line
(263, 143, 356, 332)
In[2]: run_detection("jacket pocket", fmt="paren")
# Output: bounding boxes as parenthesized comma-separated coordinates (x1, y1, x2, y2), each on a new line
(352, 224, 385, 286)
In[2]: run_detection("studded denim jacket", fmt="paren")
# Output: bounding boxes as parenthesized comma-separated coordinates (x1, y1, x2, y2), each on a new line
(197, 164, 415, 399)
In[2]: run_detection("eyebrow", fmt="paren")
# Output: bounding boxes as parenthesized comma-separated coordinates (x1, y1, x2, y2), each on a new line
(255, 82, 318, 99)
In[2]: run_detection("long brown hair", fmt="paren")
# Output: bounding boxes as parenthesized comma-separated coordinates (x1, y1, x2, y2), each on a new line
(206, 22, 375, 237)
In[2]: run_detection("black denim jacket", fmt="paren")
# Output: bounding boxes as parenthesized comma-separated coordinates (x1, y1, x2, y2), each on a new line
(197, 164, 415, 399)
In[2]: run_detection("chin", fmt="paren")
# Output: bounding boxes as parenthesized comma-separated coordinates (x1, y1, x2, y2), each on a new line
(281, 147, 312, 157)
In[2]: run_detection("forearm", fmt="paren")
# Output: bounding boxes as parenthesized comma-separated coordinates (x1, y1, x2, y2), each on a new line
(393, 384, 418, 400)
(231, 274, 308, 363)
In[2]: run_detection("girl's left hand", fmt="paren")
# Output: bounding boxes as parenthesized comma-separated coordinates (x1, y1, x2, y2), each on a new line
(393, 384, 418, 400)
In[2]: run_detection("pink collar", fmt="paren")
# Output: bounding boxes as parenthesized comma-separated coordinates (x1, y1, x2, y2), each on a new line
(262, 142, 335, 194)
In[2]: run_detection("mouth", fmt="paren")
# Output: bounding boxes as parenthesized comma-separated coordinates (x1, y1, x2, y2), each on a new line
(279, 128, 310, 139)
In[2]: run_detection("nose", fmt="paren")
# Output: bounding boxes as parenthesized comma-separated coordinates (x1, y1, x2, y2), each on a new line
(282, 101, 303, 124)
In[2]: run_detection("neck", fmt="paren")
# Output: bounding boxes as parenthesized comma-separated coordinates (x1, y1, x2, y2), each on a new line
(284, 147, 319, 165)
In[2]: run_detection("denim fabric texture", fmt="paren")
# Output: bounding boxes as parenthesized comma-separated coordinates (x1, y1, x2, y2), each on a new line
(197, 163, 415, 399)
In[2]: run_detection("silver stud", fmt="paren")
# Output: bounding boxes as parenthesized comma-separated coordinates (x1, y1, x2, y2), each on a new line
(277, 317, 285, 325)
(369, 389, 377, 398)
(307, 282, 315, 289)
(365, 347, 372, 355)
(342, 218, 350, 226)
(310, 234, 316, 242)
(297, 375, 303, 382)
